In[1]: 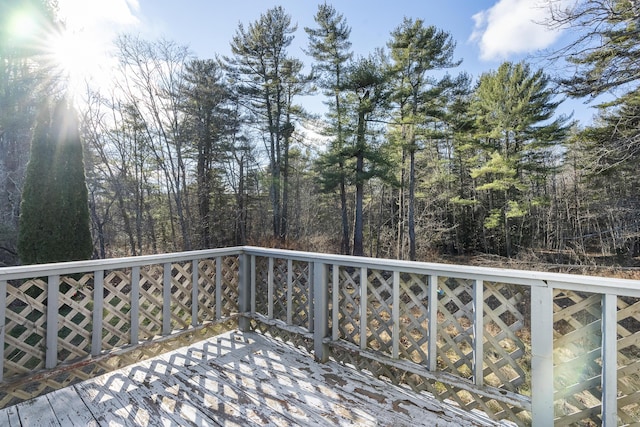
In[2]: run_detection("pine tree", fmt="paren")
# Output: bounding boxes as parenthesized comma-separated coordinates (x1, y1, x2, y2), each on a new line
(469, 61, 569, 257)
(18, 99, 93, 264)
(305, 4, 353, 254)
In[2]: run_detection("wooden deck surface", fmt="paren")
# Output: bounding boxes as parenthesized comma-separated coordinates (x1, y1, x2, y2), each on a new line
(0, 330, 503, 426)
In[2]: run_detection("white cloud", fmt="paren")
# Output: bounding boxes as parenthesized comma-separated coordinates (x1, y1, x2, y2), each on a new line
(470, 0, 563, 61)
(57, 0, 140, 33)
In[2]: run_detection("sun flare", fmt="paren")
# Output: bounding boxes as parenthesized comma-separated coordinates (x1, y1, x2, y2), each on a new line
(42, 0, 139, 97)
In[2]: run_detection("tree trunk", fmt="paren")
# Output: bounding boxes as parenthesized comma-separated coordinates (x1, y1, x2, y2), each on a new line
(408, 148, 416, 261)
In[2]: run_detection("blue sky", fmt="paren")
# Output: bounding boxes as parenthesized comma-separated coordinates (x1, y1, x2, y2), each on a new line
(56, 0, 598, 124)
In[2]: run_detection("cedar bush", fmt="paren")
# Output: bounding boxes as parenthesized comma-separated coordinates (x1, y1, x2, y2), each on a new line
(18, 99, 93, 264)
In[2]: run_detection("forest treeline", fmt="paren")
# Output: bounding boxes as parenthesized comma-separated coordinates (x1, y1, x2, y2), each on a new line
(1, 1, 639, 266)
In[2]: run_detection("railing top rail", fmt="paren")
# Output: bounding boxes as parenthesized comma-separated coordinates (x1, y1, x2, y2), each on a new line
(0, 246, 244, 281)
(2, 245, 639, 297)
(242, 246, 640, 297)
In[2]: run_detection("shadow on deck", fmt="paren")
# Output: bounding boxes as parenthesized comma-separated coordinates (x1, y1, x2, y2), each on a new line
(0, 330, 504, 426)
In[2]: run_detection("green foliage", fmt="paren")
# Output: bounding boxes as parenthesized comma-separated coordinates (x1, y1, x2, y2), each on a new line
(18, 99, 93, 264)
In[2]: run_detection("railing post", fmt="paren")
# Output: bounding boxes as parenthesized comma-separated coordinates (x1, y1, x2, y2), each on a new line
(392, 271, 400, 359)
(130, 266, 140, 345)
(191, 260, 199, 327)
(308, 262, 315, 332)
(313, 262, 329, 362)
(91, 270, 104, 356)
(601, 293, 618, 426)
(473, 279, 484, 386)
(427, 275, 438, 371)
(238, 252, 252, 332)
(287, 259, 293, 325)
(162, 263, 172, 335)
(0, 280, 7, 382)
(216, 257, 222, 320)
(332, 265, 340, 341)
(46, 275, 60, 369)
(360, 267, 367, 351)
(268, 257, 274, 320)
(531, 285, 554, 427)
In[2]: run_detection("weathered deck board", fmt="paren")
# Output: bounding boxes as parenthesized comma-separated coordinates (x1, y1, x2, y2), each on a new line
(0, 331, 504, 426)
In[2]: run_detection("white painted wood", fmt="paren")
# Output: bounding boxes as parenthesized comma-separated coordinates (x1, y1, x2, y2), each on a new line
(162, 262, 171, 335)
(0, 246, 243, 282)
(130, 265, 140, 345)
(473, 279, 484, 386)
(238, 253, 251, 332)
(15, 391, 59, 426)
(332, 264, 339, 341)
(0, 404, 20, 426)
(427, 274, 438, 371)
(191, 259, 199, 327)
(243, 246, 640, 297)
(3, 246, 639, 298)
(46, 386, 97, 426)
(287, 259, 293, 325)
(601, 293, 618, 426)
(360, 266, 367, 351)
(268, 257, 274, 319)
(530, 285, 554, 427)
(392, 271, 400, 359)
(91, 270, 104, 357)
(0, 280, 6, 382)
(313, 262, 329, 362)
(250, 255, 256, 313)
(8, 330, 489, 427)
(308, 261, 314, 332)
(46, 274, 59, 369)
(215, 256, 222, 320)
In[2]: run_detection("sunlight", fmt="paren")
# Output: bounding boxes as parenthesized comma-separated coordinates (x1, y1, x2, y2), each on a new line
(8, 10, 38, 40)
(42, 0, 139, 98)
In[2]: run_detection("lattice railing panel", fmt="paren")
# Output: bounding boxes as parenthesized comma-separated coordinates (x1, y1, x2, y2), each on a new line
(102, 270, 132, 350)
(616, 296, 640, 425)
(398, 273, 430, 364)
(336, 267, 361, 346)
(169, 262, 193, 331)
(197, 259, 217, 322)
(436, 277, 474, 379)
(553, 290, 603, 426)
(138, 265, 164, 341)
(220, 256, 239, 317)
(56, 273, 94, 363)
(366, 269, 394, 355)
(482, 282, 529, 395)
(272, 259, 288, 321)
(290, 260, 310, 328)
(4, 279, 47, 380)
(255, 257, 269, 316)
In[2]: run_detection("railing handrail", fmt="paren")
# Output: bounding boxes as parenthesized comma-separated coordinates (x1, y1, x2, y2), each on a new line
(3, 245, 639, 297)
(242, 246, 640, 297)
(0, 246, 244, 281)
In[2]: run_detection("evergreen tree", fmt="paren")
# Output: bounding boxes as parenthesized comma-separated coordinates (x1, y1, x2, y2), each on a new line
(224, 6, 308, 242)
(18, 99, 93, 264)
(387, 18, 460, 260)
(343, 55, 393, 256)
(469, 61, 569, 257)
(305, 4, 353, 254)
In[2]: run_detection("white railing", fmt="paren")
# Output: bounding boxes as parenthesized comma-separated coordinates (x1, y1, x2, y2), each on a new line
(1, 246, 639, 426)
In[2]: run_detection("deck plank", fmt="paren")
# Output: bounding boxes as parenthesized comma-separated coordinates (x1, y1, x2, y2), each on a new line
(14, 392, 60, 427)
(45, 386, 99, 427)
(0, 330, 503, 426)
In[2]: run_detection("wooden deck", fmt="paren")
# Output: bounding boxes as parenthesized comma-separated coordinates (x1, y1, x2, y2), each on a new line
(0, 330, 505, 427)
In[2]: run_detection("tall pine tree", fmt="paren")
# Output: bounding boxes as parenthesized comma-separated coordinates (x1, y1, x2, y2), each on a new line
(18, 99, 93, 264)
